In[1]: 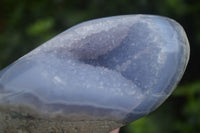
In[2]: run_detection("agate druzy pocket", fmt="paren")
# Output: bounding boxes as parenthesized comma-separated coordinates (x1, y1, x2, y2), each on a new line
(0, 15, 189, 130)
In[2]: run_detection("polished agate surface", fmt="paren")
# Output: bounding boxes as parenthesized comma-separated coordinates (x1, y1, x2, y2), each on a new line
(0, 15, 189, 125)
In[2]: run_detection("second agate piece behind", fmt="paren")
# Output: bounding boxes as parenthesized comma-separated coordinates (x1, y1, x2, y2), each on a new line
(0, 15, 190, 127)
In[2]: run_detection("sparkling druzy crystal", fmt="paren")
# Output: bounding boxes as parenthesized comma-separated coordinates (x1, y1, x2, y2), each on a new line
(0, 15, 189, 132)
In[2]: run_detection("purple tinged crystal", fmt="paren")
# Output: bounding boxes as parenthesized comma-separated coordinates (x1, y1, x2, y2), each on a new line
(0, 15, 189, 125)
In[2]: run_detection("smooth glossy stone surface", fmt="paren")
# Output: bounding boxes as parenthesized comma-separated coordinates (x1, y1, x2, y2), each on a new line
(0, 15, 189, 132)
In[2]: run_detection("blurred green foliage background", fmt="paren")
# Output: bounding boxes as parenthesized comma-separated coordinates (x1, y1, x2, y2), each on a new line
(0, 0, 199, 133)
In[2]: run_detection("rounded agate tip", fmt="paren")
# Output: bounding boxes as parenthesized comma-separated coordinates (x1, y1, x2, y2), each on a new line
(0, 15, 189, 132)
